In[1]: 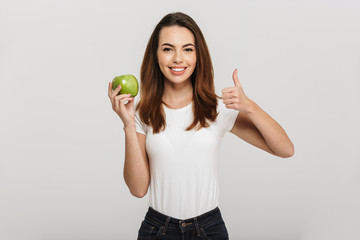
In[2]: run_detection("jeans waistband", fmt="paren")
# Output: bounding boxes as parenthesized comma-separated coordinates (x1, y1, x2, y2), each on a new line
(145, 206, 224, 235)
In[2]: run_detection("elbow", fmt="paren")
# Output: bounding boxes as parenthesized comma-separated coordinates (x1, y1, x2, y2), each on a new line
(130, 186, 148, 198)
(132, 190, 147, 198)
(124, 171, 150, 198)
(281, 144, 295, 158)
(132, 192, 147, 198)
(281, 152, 294, 158)
(272, 143, 294, 158)
(124, 177, 149, 198)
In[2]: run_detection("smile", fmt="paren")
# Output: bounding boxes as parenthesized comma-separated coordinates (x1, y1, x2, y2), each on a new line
(169, 67, 187, 74)
(170, 67, 186, 71)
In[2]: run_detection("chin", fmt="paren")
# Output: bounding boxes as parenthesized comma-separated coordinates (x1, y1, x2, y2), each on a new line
(165, 76, 191, 84)
(163, 71, 194, 84)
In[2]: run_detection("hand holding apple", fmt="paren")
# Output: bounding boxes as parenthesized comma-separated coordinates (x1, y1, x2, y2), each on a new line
(108, 74, 138, 128)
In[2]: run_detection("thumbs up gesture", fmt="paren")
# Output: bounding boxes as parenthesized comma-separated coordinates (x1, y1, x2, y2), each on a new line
(221, 69, 252, 113)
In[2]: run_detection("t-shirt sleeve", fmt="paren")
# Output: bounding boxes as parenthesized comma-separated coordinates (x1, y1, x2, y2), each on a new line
(217, 102, 239, 132)
(133, 99, 148, 135)
(134, 111, 147, 135)
(135, 108, 148, 135)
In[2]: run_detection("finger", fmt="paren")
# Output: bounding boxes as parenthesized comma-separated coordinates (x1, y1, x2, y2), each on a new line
(108, 82, 112, 97)
(222, 99, 233, 105)
(114, 93, 132, 101)
(114, 94, 120, 110)
(232, 68, 241, 87)
(111, 83, 122, 99)
(222, 92, 238, 99)
(108, 82, 119, 98)
(225, 103, 238, 110)
(120, 97, 133, 106)
(114, 97, 133, 111)
(114, 94, 131, 103)
(222, 86, 237, 94)
(223, 98, 239, 105)
(126, 98, 135, 107)
(113, 94, 131, 108)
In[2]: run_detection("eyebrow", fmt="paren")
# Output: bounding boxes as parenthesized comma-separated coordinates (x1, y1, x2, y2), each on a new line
(161, 43, 195, 48)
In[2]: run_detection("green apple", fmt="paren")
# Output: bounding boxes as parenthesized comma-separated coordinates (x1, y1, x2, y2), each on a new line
(112, 74, 139, 97)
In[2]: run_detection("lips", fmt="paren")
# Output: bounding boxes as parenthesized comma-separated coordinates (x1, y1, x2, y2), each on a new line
(170, 67, 185, 71)
(169, 67, 187, 75)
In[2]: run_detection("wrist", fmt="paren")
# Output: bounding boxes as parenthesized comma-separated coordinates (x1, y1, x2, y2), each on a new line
(243, 98, 257, 114)
(123, 124, 136, 131)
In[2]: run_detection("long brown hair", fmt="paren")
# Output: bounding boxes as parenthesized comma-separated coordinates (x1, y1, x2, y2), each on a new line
(136, 12, 219, 133)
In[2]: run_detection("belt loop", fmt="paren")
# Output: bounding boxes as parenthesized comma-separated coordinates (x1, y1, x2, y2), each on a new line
(194, 217, 200, 236)
(162, 216, 171, 235)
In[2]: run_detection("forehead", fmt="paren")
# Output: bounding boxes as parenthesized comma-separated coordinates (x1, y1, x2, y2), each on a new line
(158, 25, 195, 45)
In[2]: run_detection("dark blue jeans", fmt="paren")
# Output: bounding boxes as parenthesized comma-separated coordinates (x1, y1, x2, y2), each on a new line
(137, 206, 229, 240)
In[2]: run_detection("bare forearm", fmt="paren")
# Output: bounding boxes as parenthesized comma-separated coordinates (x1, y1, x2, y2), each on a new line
(222, 69, 294, 158)
(246, 100, 294, 158)
(123, 126, 150, 197)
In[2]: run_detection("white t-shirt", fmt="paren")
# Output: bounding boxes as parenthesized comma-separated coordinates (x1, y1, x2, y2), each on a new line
(134, 101, 238, 219)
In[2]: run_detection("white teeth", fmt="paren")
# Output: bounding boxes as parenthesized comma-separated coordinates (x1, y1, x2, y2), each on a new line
(171, 68, 185, 72)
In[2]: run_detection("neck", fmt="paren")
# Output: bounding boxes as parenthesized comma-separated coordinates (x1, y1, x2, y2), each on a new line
(162, 78, 193, 108)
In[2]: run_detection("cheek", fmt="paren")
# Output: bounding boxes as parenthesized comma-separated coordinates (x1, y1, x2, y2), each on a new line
(157, 54, 171, 67)
(186, 54, 196, 66)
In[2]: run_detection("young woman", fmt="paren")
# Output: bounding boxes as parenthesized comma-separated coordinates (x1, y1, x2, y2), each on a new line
(108, 12, 294, 240)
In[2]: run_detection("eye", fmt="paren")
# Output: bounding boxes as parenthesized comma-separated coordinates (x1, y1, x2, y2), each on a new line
(184, 48, 194, 52)
(163, 48, 172, 52)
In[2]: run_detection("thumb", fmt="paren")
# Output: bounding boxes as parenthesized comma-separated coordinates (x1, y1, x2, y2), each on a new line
(232, 68, 241, 87)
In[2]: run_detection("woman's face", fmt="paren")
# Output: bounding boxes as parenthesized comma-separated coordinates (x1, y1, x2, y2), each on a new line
(157, 25, 196, 85)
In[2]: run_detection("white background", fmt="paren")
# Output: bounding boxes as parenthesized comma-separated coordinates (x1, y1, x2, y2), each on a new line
(1, 0, 359, 239)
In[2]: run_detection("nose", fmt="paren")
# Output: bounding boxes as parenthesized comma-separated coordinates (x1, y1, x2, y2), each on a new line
(172, 50, 183, 63)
